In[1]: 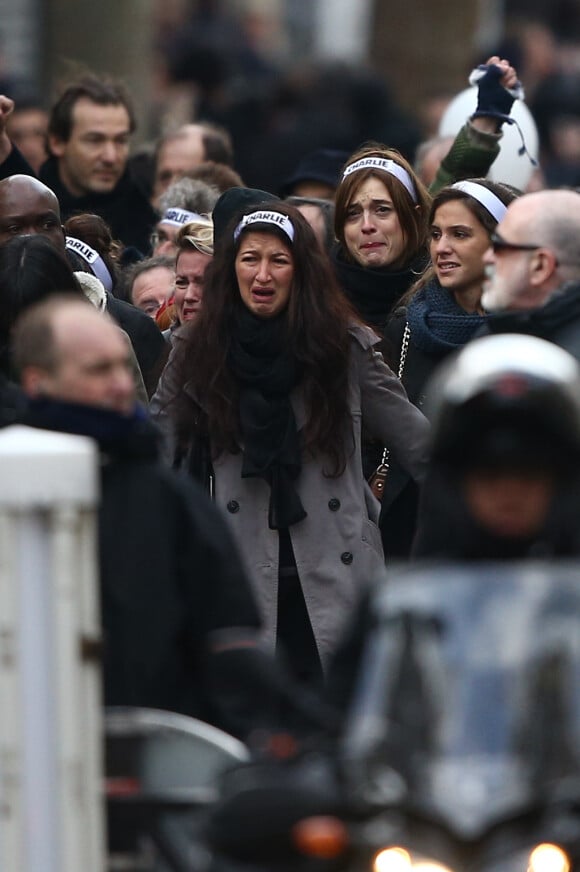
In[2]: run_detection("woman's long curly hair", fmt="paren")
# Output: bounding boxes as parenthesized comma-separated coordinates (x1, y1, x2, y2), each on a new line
(171, 201, 361, 475)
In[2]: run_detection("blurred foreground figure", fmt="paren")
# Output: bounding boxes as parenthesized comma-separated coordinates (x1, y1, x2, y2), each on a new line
(208, 562, 580, 872)
(11, 296, 274, 738)
(413, 333, 580, 558)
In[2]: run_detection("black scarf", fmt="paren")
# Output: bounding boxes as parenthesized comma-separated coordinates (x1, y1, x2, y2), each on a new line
(331, 244, 428, 331)
(228, 307, 307, 530)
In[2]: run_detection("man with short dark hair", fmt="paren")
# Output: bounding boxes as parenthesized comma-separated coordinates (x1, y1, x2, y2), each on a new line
(46, 75, 135, 198)
(0, 76, 157, 254)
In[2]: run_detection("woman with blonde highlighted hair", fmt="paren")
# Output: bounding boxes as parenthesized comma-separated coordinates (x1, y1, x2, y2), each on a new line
(161, 219, 214, 334)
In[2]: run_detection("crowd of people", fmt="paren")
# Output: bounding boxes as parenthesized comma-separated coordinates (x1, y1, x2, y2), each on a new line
(1, 49, 580, 755)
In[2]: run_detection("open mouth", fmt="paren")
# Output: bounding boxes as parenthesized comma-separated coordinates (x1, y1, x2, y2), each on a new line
(252, 288, 275, 299)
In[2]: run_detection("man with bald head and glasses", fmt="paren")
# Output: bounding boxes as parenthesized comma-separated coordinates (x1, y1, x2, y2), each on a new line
(481, 189, 580, 359)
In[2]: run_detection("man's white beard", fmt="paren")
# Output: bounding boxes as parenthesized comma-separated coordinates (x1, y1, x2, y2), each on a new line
(481, 264, 508, 312)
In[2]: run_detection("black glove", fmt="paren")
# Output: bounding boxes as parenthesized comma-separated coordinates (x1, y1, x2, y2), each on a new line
(472, 63, 517, 125)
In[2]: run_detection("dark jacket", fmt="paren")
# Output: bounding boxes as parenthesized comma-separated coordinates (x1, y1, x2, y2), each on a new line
(0, 144, 35, 179)
(20, 398, 264, 733)
(484, 281, 580, 360)
(39, 156, 157, 256)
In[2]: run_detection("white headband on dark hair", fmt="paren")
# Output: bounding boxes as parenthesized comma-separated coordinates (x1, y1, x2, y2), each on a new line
(161, 207, 208, 227)
(451, 181, 507, 224)
(65, 236, 113, 292)
(234, 210, 295, 242)
(342, 157, 417, 203)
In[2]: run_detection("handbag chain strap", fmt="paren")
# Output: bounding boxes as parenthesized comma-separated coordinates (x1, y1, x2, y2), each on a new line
(398, 321, 411, 379)
(376, 322, 411, 473)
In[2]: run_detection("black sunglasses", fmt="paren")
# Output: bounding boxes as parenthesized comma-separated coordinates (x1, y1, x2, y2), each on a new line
(490, 231, 541, 253)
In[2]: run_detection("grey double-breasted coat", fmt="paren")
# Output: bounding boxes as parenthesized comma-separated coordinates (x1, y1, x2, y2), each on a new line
(150, 323, 430, 666)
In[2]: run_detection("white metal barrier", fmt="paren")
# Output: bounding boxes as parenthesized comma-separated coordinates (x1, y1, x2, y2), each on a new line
(0, 425, 105, 872)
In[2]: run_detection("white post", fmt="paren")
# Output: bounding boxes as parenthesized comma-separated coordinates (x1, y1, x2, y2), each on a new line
(0, 425, 104, 872)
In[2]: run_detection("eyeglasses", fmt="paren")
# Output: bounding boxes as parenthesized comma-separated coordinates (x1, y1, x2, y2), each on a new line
(490, 231, 541, 254)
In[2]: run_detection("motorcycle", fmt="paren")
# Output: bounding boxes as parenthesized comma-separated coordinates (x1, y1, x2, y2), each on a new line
(206, 561, 580, 872)
(105, 707, 250, 872)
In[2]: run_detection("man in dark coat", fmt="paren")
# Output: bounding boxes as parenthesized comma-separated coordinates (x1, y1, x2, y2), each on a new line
(481, 189, 580, 359)
(0, 77, 157, 255)
(11, 295, 301, 739)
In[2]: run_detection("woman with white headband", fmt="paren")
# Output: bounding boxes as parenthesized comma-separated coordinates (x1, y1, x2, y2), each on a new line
(331, 55, 522, 335)
(378, 178, 519, 557)
(333, 144, 432, 331)
(151, 200, 430, 686)
(386, 179, 520, 408)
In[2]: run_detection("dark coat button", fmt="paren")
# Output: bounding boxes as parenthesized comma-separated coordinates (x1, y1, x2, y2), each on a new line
(341, 551, 353, 565)
(227, 500, 240, 514)
(328, 498, 341, 512)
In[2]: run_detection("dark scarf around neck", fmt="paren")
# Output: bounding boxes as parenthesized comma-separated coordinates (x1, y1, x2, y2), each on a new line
(228, 306, 307, 530)
(406, 278, 486, 354)
(21, 397, 156, 460)
(331, 244, 426, 330)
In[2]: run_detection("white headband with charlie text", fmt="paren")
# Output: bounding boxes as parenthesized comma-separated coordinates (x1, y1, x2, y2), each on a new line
(342, 157, 417, 203)
(65, 236, 113, 292)
(234, 211, 295, 243)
